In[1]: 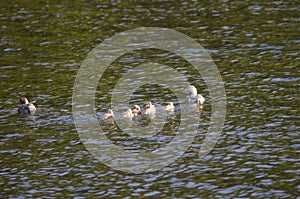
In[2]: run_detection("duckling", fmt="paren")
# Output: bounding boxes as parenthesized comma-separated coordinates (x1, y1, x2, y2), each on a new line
(163, 102, 175, 112)
(183, 85, 205, 105)
(143, 101, 156, 116)
(132, 105, 141, 116)
(123, 108, 134, 119)
(143, 106, 151, 115)
(18, 97, 36, 115)
(101, 109, 114, 120)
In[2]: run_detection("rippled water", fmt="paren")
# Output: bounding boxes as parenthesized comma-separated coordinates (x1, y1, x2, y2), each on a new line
(1, 1, 299, 198)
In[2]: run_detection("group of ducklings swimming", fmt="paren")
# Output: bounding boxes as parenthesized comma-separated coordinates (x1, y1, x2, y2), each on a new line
(120, 101, 159, 120)
(102, 101, 175, 121)
(100, 85, 205, 121)
(17, 85, 205, 120)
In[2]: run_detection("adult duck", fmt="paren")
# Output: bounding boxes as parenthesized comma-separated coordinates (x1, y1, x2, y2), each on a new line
(183, 85, 205, 105)
(18, 97, 36, 115)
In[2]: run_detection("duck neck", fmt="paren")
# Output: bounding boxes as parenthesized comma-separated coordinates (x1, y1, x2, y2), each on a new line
(190, 88, 197, 97)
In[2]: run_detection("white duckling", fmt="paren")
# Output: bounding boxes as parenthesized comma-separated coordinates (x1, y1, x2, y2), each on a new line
(183, 85, 205, 105)
(123, 108, 134, 119)
(101, 109, 114, 120)
(143, 101, 156, 115)
(163, 102, 175, 112)
(18, 97, 36, 115)
(132, 105, 141, 116)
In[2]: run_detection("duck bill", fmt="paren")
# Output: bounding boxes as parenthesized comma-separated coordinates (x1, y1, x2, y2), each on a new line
(183, 87, 188, 93)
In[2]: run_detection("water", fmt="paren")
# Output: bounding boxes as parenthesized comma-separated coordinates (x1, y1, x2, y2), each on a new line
(1, 0, 299, 198)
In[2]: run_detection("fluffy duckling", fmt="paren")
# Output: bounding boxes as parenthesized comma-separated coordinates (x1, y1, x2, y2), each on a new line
(183, 85, 205, 105)
(132, 105, 141, 116)
(101, 109, 114, 120)
(123, 108, 134, 119)
(164, 102, 175, 112)
(18, 97, 36, 115)
(143, 101, 156, 115)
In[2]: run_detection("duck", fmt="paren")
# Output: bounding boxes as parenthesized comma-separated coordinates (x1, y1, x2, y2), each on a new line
(123, 108, 134, 119)
(183, 85, 205, 105)
(132, 105, 141, 116)
(101, 109, 114, 120)
(163, 102, 175, 112)
(18, 97, 36, 115)
(143, 101, 156, 115)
